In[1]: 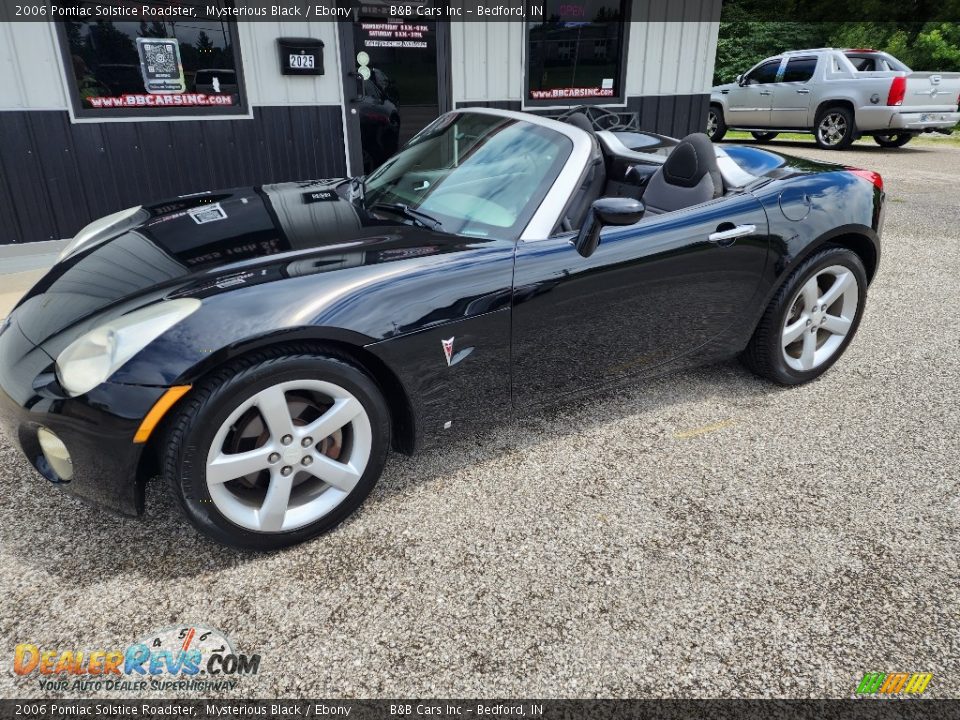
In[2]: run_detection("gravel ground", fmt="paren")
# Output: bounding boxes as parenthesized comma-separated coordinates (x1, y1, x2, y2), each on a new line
(1, 140, 958, 700)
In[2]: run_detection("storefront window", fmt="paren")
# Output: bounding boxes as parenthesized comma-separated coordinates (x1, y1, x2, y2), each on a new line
(59, 3, 246, 118)
(526, 0, 628, 103)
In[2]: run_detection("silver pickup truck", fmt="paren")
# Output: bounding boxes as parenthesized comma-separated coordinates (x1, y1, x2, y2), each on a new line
(708, 48, 960, 149)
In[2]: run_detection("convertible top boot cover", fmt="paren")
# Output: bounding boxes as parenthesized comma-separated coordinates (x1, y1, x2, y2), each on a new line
(642, 133, 723, 214)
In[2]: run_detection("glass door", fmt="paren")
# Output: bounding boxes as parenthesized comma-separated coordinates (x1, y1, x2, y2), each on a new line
(339, 16, 450, 175)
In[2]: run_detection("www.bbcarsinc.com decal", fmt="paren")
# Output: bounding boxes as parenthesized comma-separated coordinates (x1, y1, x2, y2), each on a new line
(13, 625, 260, 693)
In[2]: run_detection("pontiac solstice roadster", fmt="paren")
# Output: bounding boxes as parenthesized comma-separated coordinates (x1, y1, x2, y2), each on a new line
(0, 108, 884, 548)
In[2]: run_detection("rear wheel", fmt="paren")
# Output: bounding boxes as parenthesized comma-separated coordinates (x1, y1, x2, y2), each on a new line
(874, 133, 912, 148)
(814, 106, 855, 149)
(707, 105, 727, 142)
(163, 348, 390, 549)
(751, 131, 779, 143)
(741, 247, 867, 385)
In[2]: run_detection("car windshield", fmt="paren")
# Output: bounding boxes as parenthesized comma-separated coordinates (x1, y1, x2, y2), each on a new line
(363, 112, 572, 239)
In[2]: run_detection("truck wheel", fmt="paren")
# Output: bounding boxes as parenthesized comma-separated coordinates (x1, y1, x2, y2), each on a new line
(814, 106, 855, 149)
(874, 133, 912, 148)
(707, 105, 727, 142)
(751, 131, 779, 143)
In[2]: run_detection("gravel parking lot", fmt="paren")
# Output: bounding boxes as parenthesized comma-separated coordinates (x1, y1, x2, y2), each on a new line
(1, 139, 958, 699)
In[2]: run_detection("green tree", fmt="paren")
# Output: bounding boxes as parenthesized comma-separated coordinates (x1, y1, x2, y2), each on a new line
(714, 19, 836, 84)
(830, 22, 960, 71)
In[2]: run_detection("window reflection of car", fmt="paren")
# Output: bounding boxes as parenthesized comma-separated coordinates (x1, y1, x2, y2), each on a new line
(194, 69, 237, 95)
(358, 72, 401, 173)
(369, 67, 399, 104)
(95, 64, 144, 94)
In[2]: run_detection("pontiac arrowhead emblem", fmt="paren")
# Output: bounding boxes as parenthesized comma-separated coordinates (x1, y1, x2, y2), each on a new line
(441, 337, 455, 366)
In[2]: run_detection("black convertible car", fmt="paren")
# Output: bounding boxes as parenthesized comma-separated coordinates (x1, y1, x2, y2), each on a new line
(0, 108, 883, 549)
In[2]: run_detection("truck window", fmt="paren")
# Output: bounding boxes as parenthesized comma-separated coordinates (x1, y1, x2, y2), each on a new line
(782, 57, 816, 83)
(845, 52, 910, 73)
(744, 60, 780, 85)
(846, 55, 877, 72)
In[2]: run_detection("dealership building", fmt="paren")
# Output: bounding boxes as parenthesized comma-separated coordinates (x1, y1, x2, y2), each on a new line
(0, 0, 720, 250)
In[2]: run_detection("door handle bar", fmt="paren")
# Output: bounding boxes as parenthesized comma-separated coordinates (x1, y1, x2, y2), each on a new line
(709, 224, 757, 243)
(796, 88, 811, 94)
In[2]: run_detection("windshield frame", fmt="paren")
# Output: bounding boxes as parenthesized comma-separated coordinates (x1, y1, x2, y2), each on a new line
(362, 110, 593, 242)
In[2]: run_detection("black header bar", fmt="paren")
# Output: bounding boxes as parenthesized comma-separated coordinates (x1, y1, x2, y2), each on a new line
(0, 0, 958, 23)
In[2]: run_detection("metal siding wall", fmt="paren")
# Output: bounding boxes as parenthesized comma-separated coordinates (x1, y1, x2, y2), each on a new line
(449, 11, 719, 116)
(0, 22, 344, 111)
(625, 0, 721, 97)
(238, 22, 344, 106)
(0, 22, 349, 246)
(626, 93, 709, 137)
(0, 107, 346, 245)
(0, 22, 68, 110)
(452, 22, 523, 104)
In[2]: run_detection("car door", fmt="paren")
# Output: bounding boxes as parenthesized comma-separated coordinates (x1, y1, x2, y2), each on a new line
(725, 59, 782, 127)
(511, 193, 769, 406)
(770, 56, 818, 128)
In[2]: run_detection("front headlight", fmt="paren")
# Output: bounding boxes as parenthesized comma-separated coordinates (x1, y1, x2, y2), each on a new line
(55, 299, 201, 397)
(59, 206, 148, 261)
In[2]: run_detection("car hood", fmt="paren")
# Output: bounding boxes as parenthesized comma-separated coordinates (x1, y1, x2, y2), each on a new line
(13, 180, 459, 347)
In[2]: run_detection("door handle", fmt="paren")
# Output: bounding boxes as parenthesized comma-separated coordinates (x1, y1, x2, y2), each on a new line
(796, 88, 811, 94)
(709, 224, 756, 245)
(759, 90, 772, 96)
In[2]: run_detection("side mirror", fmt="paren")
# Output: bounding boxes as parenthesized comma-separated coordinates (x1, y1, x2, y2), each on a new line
(736, 74, 744, 86)
(575, 197, 645, 258)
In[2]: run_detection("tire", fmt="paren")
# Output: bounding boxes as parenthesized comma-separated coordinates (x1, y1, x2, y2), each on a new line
(874, 133, 912, 148)
(707, 105, 727, 142)
(751, 131, 779, 143)
(163, 346, 391, 550)
(741, 247, 868, 386)
(814, 106, 856, 149)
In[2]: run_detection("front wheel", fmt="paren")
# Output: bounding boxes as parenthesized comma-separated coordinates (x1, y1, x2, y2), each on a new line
(163, 348, 391, 549)
(814, 106, 856, 149)
(741, 247, 867, 385)
(751, 131, 779, 143)
(874, 133, 912, 148)
(706, 106, 727, 142)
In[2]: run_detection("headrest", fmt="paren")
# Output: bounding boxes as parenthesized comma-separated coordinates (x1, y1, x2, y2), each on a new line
(662, 133, 721, 193)
(564, 113, 595, 135)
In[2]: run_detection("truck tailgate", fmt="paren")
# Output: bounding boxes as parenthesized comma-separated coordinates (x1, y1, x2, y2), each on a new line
(902, 72, 960, 110)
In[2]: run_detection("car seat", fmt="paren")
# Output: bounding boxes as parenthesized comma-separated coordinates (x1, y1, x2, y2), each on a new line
(641, 133, 723, 214)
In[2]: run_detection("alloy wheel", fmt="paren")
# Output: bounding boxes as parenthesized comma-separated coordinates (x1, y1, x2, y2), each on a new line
(781, 265, 859, 372)
(817, 113, 847, 147)
(707, 110, 718, 137)
(205, 379, 372, 532)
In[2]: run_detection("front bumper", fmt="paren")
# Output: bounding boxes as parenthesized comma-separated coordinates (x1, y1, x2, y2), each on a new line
(0, 315, 166, 516)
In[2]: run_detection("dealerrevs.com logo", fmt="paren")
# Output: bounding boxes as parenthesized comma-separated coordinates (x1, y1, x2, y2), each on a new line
(14, 625, 260, 693)
(854, 672, 933, 698)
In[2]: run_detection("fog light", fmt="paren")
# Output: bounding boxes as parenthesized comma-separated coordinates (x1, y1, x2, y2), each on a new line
(37, 428, 73, 481)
